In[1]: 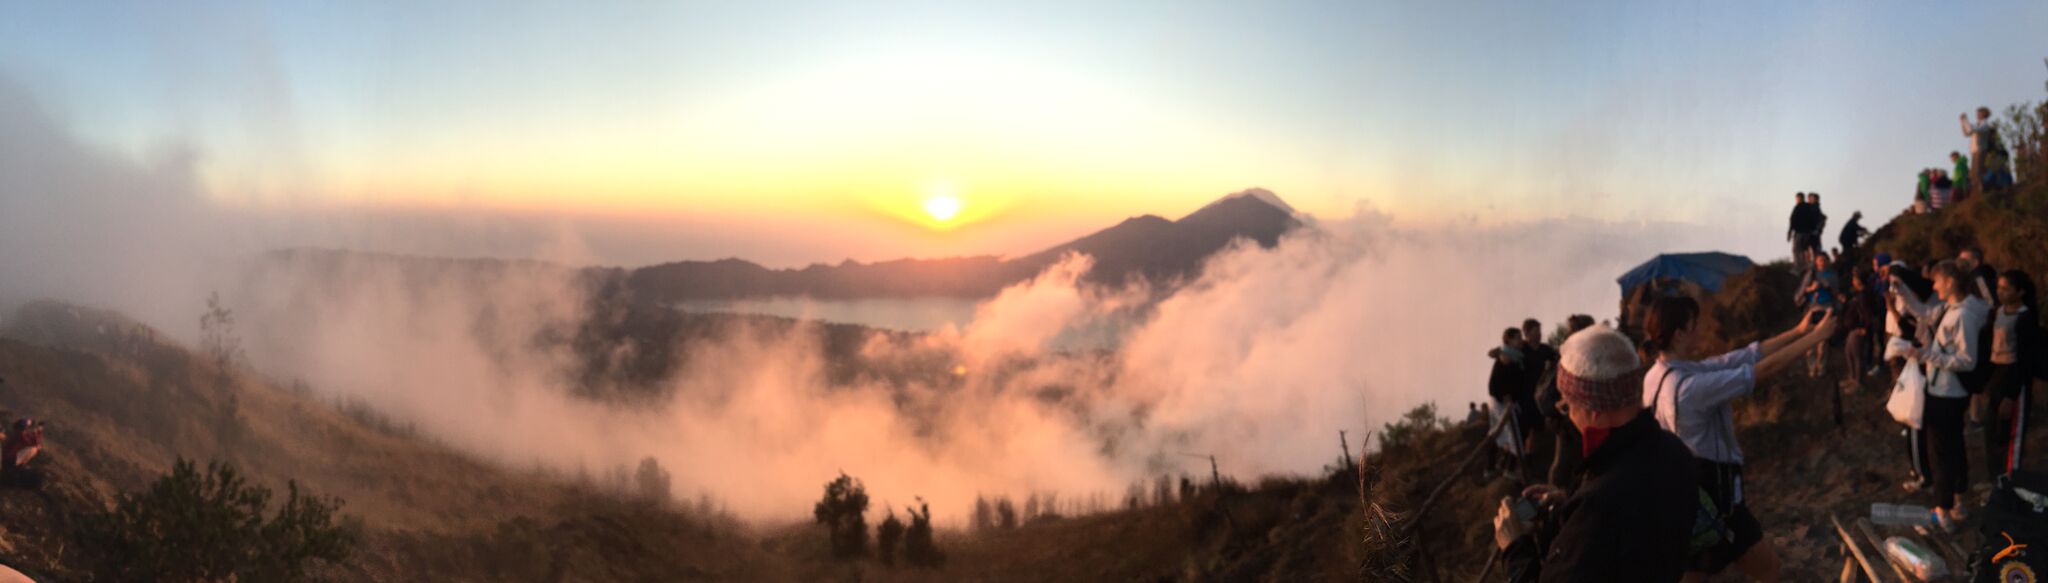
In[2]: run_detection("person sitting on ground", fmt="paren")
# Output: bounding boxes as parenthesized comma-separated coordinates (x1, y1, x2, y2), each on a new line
(1640, 295, 1835, 582)
(1496, 325, 1698, 582)
(1985, 270, 2040, 476)
(2, 418, 43, 488)
(1839, 211, 1869, 254)
(1892, 260, 1991, 530)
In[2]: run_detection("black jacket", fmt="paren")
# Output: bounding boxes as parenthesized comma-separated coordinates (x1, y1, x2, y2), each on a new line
(1509, 412, 1698, 583)
(1839, 217, 1868, 249)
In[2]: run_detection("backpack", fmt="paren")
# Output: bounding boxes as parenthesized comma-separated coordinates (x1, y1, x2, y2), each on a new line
(1648, 369, 1735, 556)
(1971, 471, 2048, 582)
(1960, 302, 1999, 394)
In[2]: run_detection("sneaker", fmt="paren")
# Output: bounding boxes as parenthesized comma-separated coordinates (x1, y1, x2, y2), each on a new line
(1866, 365, 1883, 377)
(1903, 479, 1929, 493)
(1936, 509, 1959, 533)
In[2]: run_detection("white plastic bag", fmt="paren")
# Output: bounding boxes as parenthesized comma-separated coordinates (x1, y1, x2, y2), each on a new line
(1887, 359, 1926, 429)
(1490, 399, 1522, 455)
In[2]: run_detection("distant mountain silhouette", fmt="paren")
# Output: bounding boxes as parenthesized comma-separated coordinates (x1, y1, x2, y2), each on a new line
(627, 188, 1303, 301)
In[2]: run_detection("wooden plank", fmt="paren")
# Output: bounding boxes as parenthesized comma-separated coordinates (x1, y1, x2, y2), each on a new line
(1840, 554, 1861, 583)
(1833, 515, 1893, 583)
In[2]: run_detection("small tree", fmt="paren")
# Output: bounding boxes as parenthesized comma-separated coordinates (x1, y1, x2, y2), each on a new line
(970, 495, 993, 531)
(876, 509, 905, 566)
(199, 291, 243, 371)
(902, 497, 945, 568)
(812, 472, 870, 560)
(79, 458, 354, 582)
(995, 497, 1017, 529)
(633, 457, 672, 505)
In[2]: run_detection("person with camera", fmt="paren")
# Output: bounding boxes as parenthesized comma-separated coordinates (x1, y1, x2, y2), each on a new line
(1640, 295, 1835, 582)
(1494, 325, 1697, 582)
(1893, 260, 1992, 529)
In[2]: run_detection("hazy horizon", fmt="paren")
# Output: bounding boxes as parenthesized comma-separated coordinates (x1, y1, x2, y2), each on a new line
(6, 1, 2047, 271)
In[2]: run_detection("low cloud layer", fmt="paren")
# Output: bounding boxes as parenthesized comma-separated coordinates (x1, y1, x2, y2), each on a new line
(3, 72, 1731, 525)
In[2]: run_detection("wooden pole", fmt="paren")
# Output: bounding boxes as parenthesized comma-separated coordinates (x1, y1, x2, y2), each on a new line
(1830, 515, 1887, 583)
(1853, 518, 1912, 583)
(1340, 430, 1354, 473)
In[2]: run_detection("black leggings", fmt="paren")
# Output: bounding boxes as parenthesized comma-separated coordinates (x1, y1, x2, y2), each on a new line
(1923, 395, 1972, 510)
(1984, 364, 2032, 476)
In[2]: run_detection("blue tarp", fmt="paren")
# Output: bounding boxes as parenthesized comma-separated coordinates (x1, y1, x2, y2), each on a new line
(1616, 252, 1756, 294)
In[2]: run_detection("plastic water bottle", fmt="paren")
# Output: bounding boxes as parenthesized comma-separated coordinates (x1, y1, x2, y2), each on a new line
(1871, 502, 1938, 526)
(1883, 536, 1951, 580)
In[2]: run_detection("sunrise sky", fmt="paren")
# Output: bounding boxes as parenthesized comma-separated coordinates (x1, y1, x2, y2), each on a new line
(5, 1, 2047, 266)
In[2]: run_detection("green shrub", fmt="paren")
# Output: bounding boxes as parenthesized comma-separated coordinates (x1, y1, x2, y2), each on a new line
(79, 458, 355, 582)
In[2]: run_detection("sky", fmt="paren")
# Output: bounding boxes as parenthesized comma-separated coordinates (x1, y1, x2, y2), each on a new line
(3, 0, 2047, 267)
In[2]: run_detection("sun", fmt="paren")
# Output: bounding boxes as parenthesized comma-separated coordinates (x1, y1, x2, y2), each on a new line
(923, 194, 962, 222)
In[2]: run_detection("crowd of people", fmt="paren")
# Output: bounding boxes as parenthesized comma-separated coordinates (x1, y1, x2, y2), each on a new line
(1481, 104, 2047, 582)
(1916, 107, 2021, 214)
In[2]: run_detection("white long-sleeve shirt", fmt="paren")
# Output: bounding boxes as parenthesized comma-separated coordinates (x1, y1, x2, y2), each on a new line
(1644, 342, 1761, 466)
(1893, 285, 1990, 398)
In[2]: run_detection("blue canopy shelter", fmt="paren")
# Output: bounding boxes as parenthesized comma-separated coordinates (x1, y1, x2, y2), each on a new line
(1616, 252, 1756, 295)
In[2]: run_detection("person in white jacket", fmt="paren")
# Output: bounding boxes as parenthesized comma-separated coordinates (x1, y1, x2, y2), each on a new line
(1893, 259, 1991, 529)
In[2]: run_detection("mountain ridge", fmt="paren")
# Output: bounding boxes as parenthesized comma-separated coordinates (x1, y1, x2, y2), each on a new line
(628, 188, 1303, 301)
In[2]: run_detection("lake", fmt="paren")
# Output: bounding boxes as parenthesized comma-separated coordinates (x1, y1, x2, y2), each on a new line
(670, 296, 1131, 351)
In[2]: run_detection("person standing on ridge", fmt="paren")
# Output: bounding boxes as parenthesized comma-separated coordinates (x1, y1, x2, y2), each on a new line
(1893, 260, 1991, 530)
(1839, 212, 1869, 254)
(1495, 325, 1697, 582)
(1640, 295, 1836, 582)
(1962, 107, 1995, 193)
(1951, 151, 1972, 203)
(1984, 270, 2040, 476)
(1490, 327, 1542, 479)
(1787, 193, 1819, 274)
(1807, 193, 1827, 247)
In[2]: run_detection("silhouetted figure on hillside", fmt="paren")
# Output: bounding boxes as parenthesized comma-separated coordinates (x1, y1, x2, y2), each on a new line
(1787, 193, 1817, 273)
(1838, 212, 1869, 254)
(1488, 328, 1541, 479)
(1961, 107, 1994, 192)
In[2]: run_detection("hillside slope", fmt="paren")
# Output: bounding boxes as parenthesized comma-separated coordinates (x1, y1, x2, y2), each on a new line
(0, 302, 776, 581)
